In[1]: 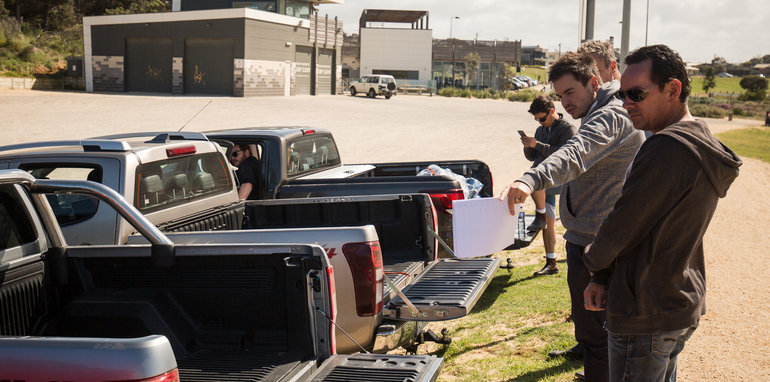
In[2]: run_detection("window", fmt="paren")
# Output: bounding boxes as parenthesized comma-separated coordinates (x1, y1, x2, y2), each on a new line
(373, 70, 418, 80)
(21, 164, 102, 226)
(0, 187, 36, 253)
(135, 153, 233, 213)
(287, 134, 341, 177)
(233, 1, 276, 12)
(285, 0, 311, 19)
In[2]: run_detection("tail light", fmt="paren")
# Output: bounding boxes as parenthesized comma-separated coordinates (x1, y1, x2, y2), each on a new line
(165, 146, 196, 157)
(426, 189, 465, 211)
(342, 241, 384, 317)
(129, 369, 180, 382)
(326, 265, 337, 354)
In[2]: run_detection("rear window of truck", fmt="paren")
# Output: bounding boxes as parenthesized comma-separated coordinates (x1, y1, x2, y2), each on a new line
(21, 164, 102, 226)
(135, 152, 233, 213)
(286, 134, 341, 177)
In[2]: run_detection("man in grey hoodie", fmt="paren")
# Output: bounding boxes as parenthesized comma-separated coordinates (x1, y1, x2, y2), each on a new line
(583, 45, 741, 381)
(500, 52, 645, 381)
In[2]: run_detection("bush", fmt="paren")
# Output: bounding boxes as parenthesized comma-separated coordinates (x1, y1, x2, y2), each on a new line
(510, 89, 541, 103)
(691, 104, 728, 118)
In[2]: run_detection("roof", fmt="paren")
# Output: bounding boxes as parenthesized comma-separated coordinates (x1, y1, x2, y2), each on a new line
(359, 9, 428, 25)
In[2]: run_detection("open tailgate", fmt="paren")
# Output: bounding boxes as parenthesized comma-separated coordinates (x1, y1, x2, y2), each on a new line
(383, 257, 500, 321)
(310, 353, 442, 382)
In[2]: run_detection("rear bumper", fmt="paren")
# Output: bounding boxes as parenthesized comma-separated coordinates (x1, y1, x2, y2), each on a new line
(372, 320, 425, 353)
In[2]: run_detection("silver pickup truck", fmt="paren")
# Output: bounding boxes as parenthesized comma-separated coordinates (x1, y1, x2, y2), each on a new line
(0, 170, 444, 381)
(0, 132, 500, 354)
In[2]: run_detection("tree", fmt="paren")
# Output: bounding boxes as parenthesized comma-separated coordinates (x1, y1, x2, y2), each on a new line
(463, 51, 480, 89)
(739, 75, 768, 101)
(702, 66, 716, 95)
(105, 0, 169, 15)
(711, 56, 727, 73)
(47, 0, 78, 32)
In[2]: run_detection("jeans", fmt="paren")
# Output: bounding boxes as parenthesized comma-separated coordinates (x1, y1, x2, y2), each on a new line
(608, 325, 697, 382)
(566, 241, 608, 382)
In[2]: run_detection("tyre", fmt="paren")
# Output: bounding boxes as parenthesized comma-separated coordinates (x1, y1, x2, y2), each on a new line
(350, 86, 357, 96)
(368, 88, 376, 98)
(385, 93, 392, 99)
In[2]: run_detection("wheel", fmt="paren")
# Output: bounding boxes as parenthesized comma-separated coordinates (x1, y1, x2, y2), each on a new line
(350, 86, 357, 96)
(368, 88, 376, 98)
(385, 93, 392, 99)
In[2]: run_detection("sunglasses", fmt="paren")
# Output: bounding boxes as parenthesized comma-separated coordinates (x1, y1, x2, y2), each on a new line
(231, 150, 242, 157)
(534, 114, 548, 123)
(616, 86, 656, 102)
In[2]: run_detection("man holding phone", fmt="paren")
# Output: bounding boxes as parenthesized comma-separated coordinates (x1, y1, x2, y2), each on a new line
(520, 95, 577, 276)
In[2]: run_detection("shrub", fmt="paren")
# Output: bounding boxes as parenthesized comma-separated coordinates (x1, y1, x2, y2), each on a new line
(691, 104, 727, 118)
(510, 89, 541, 102)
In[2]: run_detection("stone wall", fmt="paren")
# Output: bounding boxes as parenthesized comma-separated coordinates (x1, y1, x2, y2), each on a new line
(172, 57, 183, 94)
(92, 55, 124, 92)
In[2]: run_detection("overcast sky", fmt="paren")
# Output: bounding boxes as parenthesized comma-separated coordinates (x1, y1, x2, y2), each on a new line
(319, 0, 770, 64)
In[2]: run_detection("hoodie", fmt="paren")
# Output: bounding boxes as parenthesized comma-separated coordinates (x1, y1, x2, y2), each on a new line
(518, 81, 646, 245)
(583, 119, 742, 335)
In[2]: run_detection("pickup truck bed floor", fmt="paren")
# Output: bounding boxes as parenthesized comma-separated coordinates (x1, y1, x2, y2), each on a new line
(177, 349, 300, 381)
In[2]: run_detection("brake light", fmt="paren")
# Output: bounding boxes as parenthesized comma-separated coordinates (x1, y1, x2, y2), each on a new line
(129, 369, 180, 382)
(427, 189, 465, 210)
(327, 266, 337, 354)
(302, 129, 315, 135)
(166, 146, 196, 157)
(342, 241, 384, 317)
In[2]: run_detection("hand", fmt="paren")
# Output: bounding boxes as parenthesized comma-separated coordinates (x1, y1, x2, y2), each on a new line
(521, 136, 537, 148)
(498, 181, 532, 215)
(583, 282, 607, 311)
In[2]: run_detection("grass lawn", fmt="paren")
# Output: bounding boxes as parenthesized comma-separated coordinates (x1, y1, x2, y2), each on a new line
(394, 222, 584, 381)
(690, 76, 744, 97)
(520, 66, 548, 84)
(716, 127, 770, 164)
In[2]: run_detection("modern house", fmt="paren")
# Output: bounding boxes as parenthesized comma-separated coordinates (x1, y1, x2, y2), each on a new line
(83, 0, 344, 96)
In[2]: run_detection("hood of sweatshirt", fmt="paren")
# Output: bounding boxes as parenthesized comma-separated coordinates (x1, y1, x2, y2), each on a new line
(656, 119, 742, 197)
(586, 80, 621, 116)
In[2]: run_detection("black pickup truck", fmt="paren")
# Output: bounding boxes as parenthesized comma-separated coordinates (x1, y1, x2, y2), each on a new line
(204, 127, 495, 256)
(0, 170, 444, 381)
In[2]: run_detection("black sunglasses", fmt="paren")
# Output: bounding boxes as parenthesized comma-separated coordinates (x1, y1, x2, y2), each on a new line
(616, 86, 655, 102)
(536, 115, 548, 123)
(231, 150, 242, 157)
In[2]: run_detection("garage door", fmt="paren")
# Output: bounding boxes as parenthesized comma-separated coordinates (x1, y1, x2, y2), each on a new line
(317, 48, 333, 95)
(184, 38, 234, 95)
(295, 46, 312, 95)
(126, 38, 172, 93)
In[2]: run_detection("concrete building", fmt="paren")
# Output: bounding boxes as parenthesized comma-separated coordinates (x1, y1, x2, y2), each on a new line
(84, 0, 344, 96)
(341, 33, 360, 84)
(521, 45, 547, 66)
(432, 39, 521, 89)
(358, 10, 432, 83)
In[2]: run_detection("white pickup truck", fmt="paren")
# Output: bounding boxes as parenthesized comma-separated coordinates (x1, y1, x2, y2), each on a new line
(350, 74, 397, 99)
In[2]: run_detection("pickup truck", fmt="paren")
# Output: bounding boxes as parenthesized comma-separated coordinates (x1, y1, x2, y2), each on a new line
(0, 132, 502, 354)
(204, 127, 495, 257)
(0, 170, 443, 381)
(350, 74, 397, 99)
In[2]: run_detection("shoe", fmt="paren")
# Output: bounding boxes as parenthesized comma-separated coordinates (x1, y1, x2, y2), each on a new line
(533, 258, 559, 276)
(574, 370, 585, 380)
(527, 212, 546, 232)
(547, 343, 584, 360)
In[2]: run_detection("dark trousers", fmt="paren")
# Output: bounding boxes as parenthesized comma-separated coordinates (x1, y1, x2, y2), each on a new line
(567, 241, 608, 382)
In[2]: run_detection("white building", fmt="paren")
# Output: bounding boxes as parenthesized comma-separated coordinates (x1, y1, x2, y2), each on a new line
(358, 10, 431, 83)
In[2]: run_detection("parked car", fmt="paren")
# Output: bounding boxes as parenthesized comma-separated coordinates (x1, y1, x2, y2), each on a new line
(350, 74, 397, 99)
(717, 72, 734, 78)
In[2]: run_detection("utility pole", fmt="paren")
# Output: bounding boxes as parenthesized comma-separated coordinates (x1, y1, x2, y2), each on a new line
(645, 0, 650, 46)
(621, 0, 631, 70)
(585, 0, 595, 41)
(450, 16, 460, 87)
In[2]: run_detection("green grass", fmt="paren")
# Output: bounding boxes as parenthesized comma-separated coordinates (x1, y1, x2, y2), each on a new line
(716, 127, 770, 164)
(520, 66, 548, 84)
(690, 76, 744, 97)
(397, 222, 583, 381)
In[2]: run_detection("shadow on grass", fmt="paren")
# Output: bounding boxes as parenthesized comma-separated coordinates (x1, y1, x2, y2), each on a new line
(505, 359, 583, 382)
(470, 259, 567, 315)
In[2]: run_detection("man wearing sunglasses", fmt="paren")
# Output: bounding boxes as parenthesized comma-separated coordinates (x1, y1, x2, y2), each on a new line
(230, 143, 261, 200)
(500, 52, 644, 381)
(521, 95, 577, 276)
(582, 44, 742, 381)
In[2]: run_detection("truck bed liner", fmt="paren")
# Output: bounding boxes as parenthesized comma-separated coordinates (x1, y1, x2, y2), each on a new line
(177, 350, 304, 381)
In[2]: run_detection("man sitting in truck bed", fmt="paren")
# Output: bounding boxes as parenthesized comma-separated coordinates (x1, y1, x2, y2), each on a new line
(230, 144, 261, 200)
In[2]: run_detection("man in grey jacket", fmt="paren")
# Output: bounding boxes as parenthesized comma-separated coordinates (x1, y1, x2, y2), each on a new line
(500, 52, 645, 381)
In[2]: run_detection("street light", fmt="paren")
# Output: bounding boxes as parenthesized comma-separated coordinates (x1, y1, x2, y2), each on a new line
(450, 16, 460, 87)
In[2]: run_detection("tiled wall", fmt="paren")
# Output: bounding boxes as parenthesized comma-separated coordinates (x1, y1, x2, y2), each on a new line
(172, 57, 183, 94)
(92, 56, 124, 92)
